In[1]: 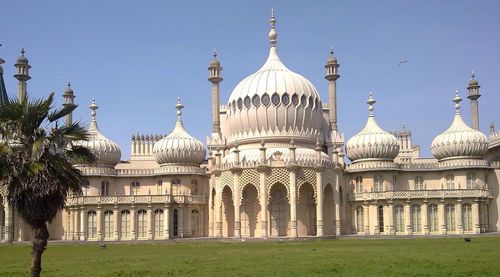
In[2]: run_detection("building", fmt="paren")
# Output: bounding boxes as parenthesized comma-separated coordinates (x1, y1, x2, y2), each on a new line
(1, 12, 499, 242)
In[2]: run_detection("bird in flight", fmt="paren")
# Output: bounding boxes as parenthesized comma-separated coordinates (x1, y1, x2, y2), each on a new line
(398, 60, 408, 66)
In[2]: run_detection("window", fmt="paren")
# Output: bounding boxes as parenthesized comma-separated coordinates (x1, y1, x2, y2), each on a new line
(237, 98, 243, 110)
(120, 210, 131, 238)
(172, 178, 181, 195)
(271, 92, 280, 106)
(356, 206, 364, 232)
(414, 176, 424, 190)
(462, 204, 472, 232)
(392, 175, 397, 190)
(411, 205, 421, 232)
(154, 209, 164, 239)
(173, 209, 179, 237)
(428, 204, 438, 232)
(156, 180, 163, 195)
(291, 94, 299, 106)
(300, 95, 307, 107)
(191, 179, 198, 195)
(262, 93, 270, 107)
(378, 205, 384, 233)
(252, 95, 260, 108)
(131, 181, 140, 195)
(466, 173, 476, 189)
(101, 181, 109, 196)
(103, 210, 114, 239)
(244, 96, 251, 109)
(308, 96, 314, 108)
(355, 176, 363, 192)
(137, 209, 147, 238)
(87, 211, 97, 239)
(393, 205, 404, 233)
(374, 175, 383, 192)
(282, 93, 290, 106)
(446, 174, 455, 189)
(445, 204, 455, 232)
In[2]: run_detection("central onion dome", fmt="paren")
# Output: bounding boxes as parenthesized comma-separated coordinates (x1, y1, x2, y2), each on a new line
(225, 11, 323, 143)
(431, 92, 488, 161)
(346, 93, 400, 163)
(76, 99, 121, 167)
(153, 98, 206, 166)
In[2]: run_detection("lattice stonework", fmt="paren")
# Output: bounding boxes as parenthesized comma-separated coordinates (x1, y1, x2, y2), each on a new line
(296, 168, 317, 197)
(240, 169, 260, 196)
(267, 167, 290, 201)
(218, 171, 234, 194)
(323, 170, 336, 191)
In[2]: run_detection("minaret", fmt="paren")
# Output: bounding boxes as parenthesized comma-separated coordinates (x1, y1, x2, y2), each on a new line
(0, 52, 7, 103)
(13, 47, 31, 100)
(62, 81, 76, 126)
(325, 46, 340, 131)
(467, 71, 481, 130)
(208, 49, 223, 136)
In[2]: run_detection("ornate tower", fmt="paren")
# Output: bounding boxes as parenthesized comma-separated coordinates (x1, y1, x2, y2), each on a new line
(325, 46, 340, 131)
(467, 71, 481, 130)
(208, 49, 223, 147)
(62, 81, 76, 126)
(13, 48, 31, 100)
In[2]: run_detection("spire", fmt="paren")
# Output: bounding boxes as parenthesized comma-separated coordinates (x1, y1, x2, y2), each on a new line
(268, 8, 277, 47)
(367, 92, 376, 117)
(88, 98, 100, 133)
(325, 45, 340, 130)
(453, 90, 462, 115)
(14, 47, 31, 100)
(62, 81, 76, 126)
(175, 97, 184, 122)
(0, 45, 7, 104)
(467, 71, 481, 130)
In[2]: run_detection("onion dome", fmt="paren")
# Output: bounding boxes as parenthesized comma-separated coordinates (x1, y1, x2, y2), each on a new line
(326, 46, 338, 64)
(225, 10, 324, 143)
(16, 48, 29, 64)
(75, 99, 121, 167)
(431, 92, 488, 161)
(153, 98, 206, 166)
(209, 49, 221, 67)
(346, 93, 400, 162)
(468, 71, 478, 86)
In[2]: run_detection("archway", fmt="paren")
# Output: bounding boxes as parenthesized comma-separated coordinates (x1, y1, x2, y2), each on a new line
(221, 186, 234, 237)
(297, 182, 316, 236)
(323, 184, 335, 235)
(269, 183, 289, 237)
(240, 184, 260, 238)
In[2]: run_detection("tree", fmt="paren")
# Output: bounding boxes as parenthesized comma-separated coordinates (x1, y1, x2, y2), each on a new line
(0, 93, 94, 277)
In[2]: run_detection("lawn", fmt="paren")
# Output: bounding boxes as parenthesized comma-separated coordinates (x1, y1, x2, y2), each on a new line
(1, 237, 499, 276)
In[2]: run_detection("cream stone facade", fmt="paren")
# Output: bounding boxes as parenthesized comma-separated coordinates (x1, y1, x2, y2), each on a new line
(1, 12, 499, 242)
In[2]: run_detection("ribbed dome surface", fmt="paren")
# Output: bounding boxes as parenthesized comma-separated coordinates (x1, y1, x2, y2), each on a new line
(153, 99, 206, 166)
(431, 93, 488, 161)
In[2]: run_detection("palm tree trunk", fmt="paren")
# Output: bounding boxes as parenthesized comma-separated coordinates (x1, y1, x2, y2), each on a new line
(31, 223, 49, 277)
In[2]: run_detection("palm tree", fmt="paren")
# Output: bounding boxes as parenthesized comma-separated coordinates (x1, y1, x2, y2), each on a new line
(0, 93, 94, 277)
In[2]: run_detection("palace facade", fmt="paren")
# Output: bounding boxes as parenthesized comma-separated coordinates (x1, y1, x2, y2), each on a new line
(1, 13, 499, 242)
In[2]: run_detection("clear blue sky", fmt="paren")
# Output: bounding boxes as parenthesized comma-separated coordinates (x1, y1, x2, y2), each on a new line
(1, 0, 499, 159)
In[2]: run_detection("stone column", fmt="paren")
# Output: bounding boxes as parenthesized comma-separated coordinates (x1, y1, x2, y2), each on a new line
(96, 206, 103, 240)
(163, 205, 170, 239)
(75, 208, 81, 240)
(258, 167, 268, 239)
(178, 205, 184, 238)
(456, 200, 463, 234)
(371, 203, 379, 235)
(335, 175, 341, 236)
(186, 204, 192, 238)
(405, 201, 412, 235)
(387, 201, 394, 235)
(363, 203, 370, 235)
(422, 202, 429, 235)
(70, 208, 75, 240)
(215, 193, 223, 238)
(233, 170, 242, 238)
(113, 205, 120, 240)
(147, 205, 153, 240)
(80, 208, 86, 241)
(208, 177, 214, 237)
(472, 200, 480, 234)
(315, 169, 324, 237)
(289, 168, 298, 238)
(439, 201, 446, 234)
(130, 206, 137, 240)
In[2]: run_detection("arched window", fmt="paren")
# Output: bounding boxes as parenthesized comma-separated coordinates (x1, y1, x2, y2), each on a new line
(414, 176, 424, 190)
(87, 211, 97, 239)
(191, 179, 198, 195)
(154, 209, 164, 239)
(101, 181, 110, 196)
(356, 206, 364, 232)
(411, 205, 421, 232)
(428, 204, 438, 232)
(446, 174, 454, 189)
(172, 178, 181, 195)
(103, 210, 114, 239)
(466, 173, 476, 189)
(156, 180, 163, 195)
(120, 210, 131, 239)
(462, 203, 472, 232)
(374, 175, 383, 192)
(393, 205, 404, 233)
(131, 181, 140, 195)
(355, 176, 363, 192)
(445, 203, 455, 232)
(137, 209, 147, 238)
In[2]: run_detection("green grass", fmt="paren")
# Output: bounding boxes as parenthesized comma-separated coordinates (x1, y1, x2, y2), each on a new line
(1, 237, 499, 276)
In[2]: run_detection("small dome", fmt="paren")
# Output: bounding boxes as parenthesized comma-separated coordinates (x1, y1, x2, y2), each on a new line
(153, 98, 206, 166)
(346, 93, 400, 162)
(326, 47, 338, 64)
(431, 92, 488, 161)
(209, 50, 221, 67)
(468, 72, 479, 86)
(75, 99, 121, 167)
(16, 48, 29, 64)
(63, 82, 74, 96)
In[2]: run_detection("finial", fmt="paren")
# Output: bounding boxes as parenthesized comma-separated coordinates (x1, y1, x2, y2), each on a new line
(21, 46, 25, 56)
(402, 123, 406, 130)
(90, 98, 98, 121)
(175, 97, 184, 121)
(213, 49, 217, 58)
(268, 8, 277, 47)
(452, 90, 462, 114)
(67, 81, 71, 88)
(330, 45, 334, 56)
(290, 138, 295, 146)
(367, 92, 376, 116)
(471, 70, 475, 80)
(490, 122, 495, 134)
(260, 139, 265, 148)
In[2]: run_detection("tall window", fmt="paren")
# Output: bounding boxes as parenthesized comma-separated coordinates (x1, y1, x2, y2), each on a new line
(156, 180, 163, 195)
(87, 211, 97, 239)
(154, 209, 164, 239)
(355, 176, 363, 192)
(103, 210, 114, 239)
(101, 181, 110, 196)
(446, 175, 455, 189)
(378, 205, 384, 233)
(191, 179, 198, 195)
(428, 204, 438, 232)
(392, 175, 398, 190)
(374, 175, 383, 192)
(131, 181, 140, 195)
(356, 206, 364, 232)
(466, 173, 476, 189)
(411, 205, 421, 232)
(414, 176, 424, 190)
(121, 210, 131, 239)
(173, 209, 179, 236)
(445, 204, 456, 232)
(172, 178, 181, 195)
(462, 204, 472, 232)
(137, 209, 147, 238)
(393, 205, 404, 232)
